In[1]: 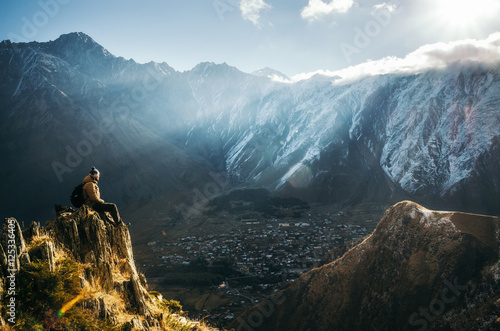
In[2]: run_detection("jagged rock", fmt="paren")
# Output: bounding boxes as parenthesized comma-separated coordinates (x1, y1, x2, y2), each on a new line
(233, 201, 500, 331)
(0, 244, 5, 325)
(0, 206, 214, 330)
(97, 296, 111, 319)
(0, 243, 7, 275)
(29, 239, 56, 272)
(25, 220, 41, 239)
(0, 218, 31, 328)
(44, 205, 151, 317)
(54, 204, 76, 217)
(123, 317, 145, 331)
(1, 218, 30, 272)
(79, 296, 120, 325)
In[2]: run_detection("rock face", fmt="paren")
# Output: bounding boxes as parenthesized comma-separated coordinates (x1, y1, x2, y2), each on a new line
(45, 206, 152, 317)
(0, 207, 209, 330)
(233, 201, 500, 331)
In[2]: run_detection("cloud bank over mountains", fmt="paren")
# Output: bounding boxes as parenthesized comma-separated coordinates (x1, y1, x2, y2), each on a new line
(236, 1, 499, 81)
(291, 32, 500, 84)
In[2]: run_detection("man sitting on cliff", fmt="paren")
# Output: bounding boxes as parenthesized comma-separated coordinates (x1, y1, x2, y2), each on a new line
(83, 167, 126, 227)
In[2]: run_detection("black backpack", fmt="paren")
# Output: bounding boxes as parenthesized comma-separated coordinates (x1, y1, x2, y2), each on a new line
(70, 183, 85, 208)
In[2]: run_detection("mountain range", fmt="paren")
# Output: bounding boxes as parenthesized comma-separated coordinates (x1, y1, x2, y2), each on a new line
(1, 32, 499, 224)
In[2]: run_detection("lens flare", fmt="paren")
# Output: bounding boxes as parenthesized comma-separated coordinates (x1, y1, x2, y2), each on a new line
(435, 0, 500, 28)
(288, 164, 313, 188)
(57, 293, 84, 317)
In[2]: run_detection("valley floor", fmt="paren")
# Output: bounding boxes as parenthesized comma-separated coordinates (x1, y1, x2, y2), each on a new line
(131, 203, 385, 328)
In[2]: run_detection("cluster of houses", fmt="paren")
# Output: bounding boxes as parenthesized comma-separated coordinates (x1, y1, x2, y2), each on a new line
(150, 218, 370, 272)
(152, 222, 367, 271)
(146, 216, 371, 326)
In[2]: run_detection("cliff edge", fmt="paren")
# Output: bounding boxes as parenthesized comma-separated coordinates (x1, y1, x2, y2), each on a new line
(0, 205, 216, 330)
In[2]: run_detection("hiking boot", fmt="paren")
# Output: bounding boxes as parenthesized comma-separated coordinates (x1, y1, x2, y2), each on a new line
(115, 220, 131, 227)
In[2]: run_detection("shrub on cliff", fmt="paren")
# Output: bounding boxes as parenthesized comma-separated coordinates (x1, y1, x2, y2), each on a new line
(15, 258, 112, 330)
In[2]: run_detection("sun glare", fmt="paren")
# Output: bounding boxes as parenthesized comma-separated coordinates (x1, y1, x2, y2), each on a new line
(436, 0, 499, 28)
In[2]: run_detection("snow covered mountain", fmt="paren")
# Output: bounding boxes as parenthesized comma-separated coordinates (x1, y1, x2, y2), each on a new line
(251, 67, 291, 83)
(185, 64, 500, 214)
(1, 32, 499, 222)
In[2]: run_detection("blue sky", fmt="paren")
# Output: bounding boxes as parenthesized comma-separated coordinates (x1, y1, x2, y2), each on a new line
(2, 0, 500, 77)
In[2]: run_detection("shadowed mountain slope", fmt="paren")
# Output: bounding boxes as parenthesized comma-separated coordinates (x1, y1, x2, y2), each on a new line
(233, 201, 500, 331)
(1, 33, 500, 224)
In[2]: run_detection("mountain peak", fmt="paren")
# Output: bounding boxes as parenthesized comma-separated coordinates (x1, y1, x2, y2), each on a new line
(56, 32, 95, 44)
(0, 39, 12, 47)
(50, 31, 114, 59)
(252, 67, 291, 82)
(189, 61, 241, 76)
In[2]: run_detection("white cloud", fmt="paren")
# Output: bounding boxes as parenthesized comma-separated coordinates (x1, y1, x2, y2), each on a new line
(292, 32, 500, 84)
(301, 0, 354, 22)
(373, 2, 398, 12)
(240, 0, 272, 26)
(269, 74, 293, 84)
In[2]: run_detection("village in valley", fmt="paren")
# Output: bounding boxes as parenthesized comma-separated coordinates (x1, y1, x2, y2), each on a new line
(140, 201, 382, 327)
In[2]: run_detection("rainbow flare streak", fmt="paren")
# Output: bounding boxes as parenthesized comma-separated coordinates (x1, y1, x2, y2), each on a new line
(57, 293, 84, 317)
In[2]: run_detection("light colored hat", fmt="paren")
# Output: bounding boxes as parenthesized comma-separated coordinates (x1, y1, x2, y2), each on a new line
(90, 167, 100, 176)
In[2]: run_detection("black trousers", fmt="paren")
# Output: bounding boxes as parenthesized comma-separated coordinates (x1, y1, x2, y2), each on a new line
(92, 202, 121, 224)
